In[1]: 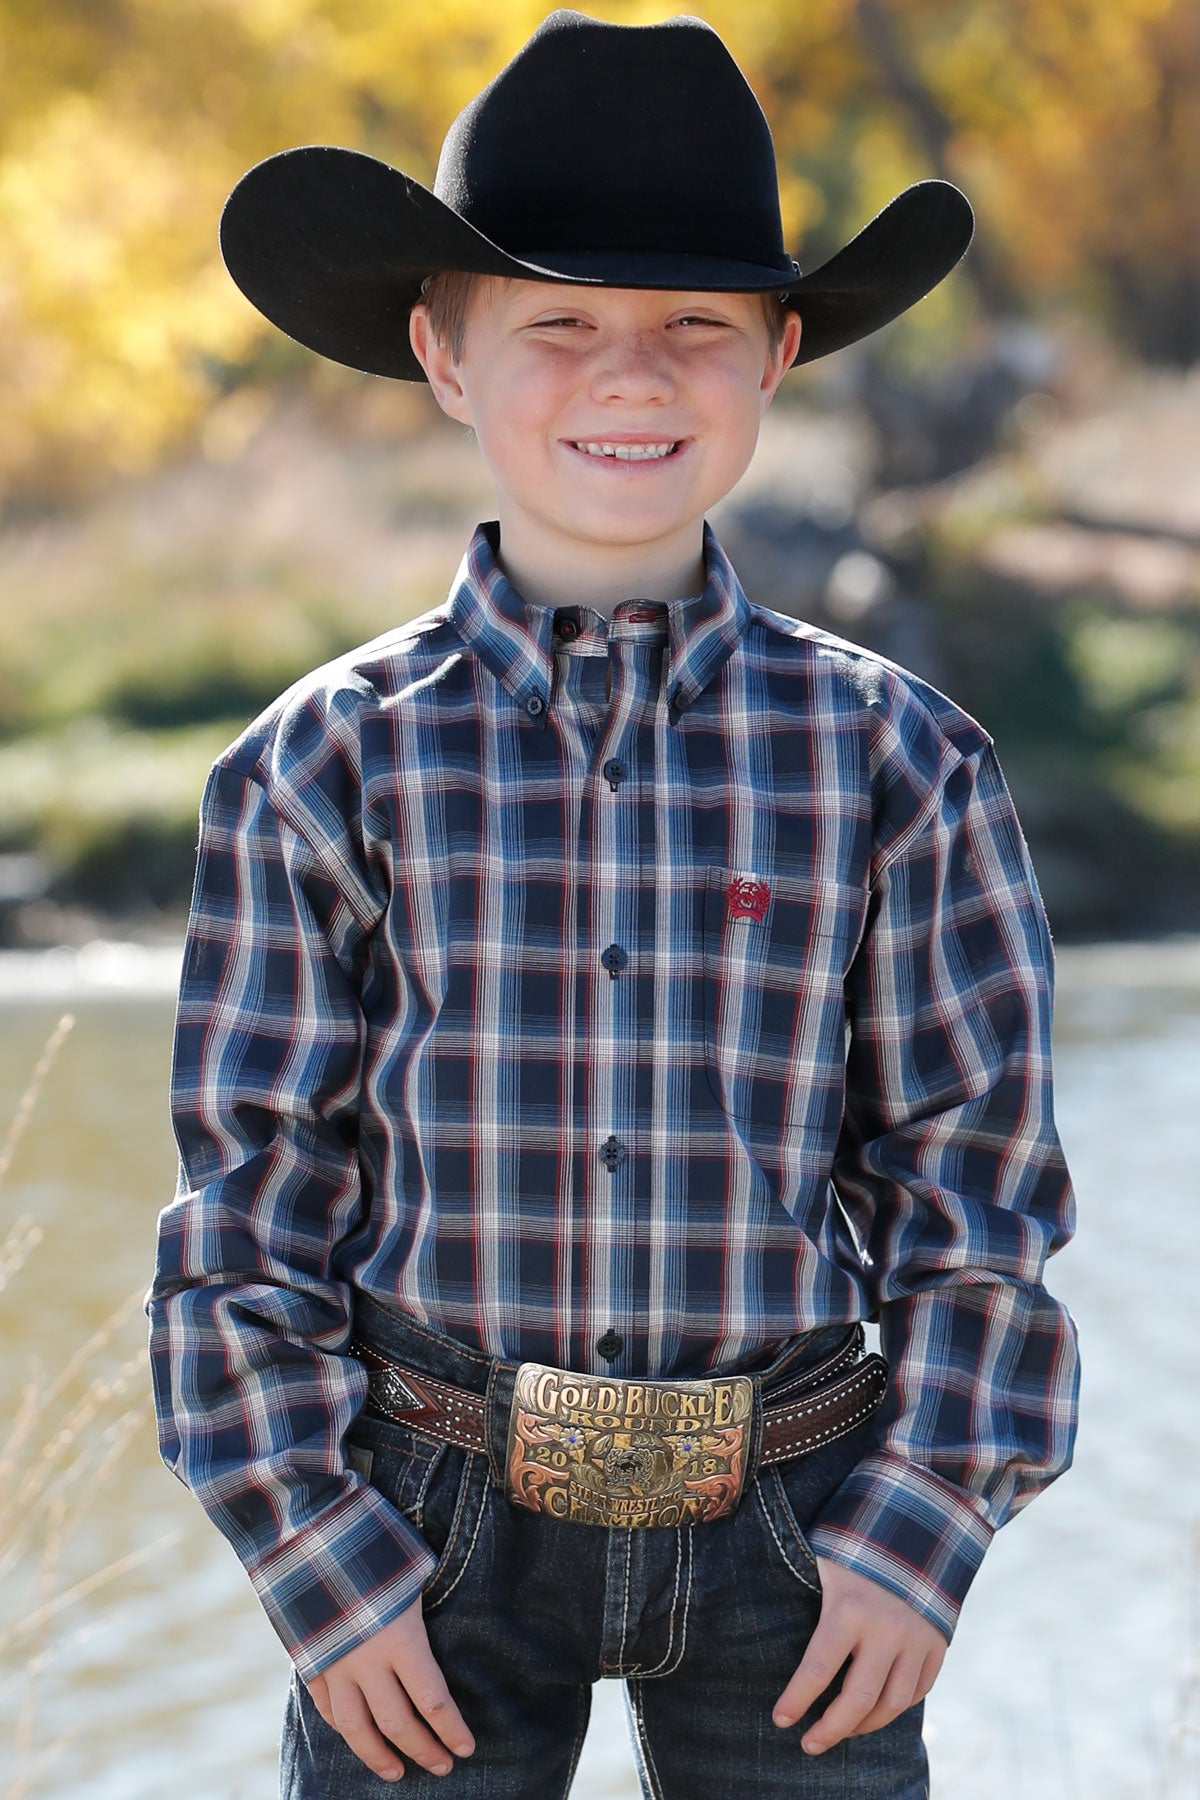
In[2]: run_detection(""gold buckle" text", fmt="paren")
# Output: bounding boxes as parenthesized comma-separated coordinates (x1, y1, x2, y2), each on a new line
(504, 1363, 754, 1527)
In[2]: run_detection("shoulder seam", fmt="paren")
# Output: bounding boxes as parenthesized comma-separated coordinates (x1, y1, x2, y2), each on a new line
(872, 737, 977, 879)
(751, 606, 994, 758)
(210, 753, 380, 935)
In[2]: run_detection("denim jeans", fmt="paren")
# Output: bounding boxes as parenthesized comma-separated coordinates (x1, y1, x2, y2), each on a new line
(280, 1294, 928, 1798)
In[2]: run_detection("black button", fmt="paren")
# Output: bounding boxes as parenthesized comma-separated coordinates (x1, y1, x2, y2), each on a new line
(601, 944, 627, 974)
(601, 1135, 626, 1169)
(554, 610, 579, 640)
(596, 1330, 623, 1361)
(525, 692, 545, 715)
(603, 758, 625, 790)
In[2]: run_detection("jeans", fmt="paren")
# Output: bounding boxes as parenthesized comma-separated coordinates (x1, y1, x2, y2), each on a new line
(280, 1294, 928, 1798)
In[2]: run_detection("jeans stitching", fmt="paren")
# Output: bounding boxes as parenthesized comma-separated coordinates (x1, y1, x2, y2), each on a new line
(483, 1362, 504, 1487)
(411, 1443, 445, 1531)
(428, 1468, 489, 1611)
(636, 1529, 688, 1678)
(627, 1676, 666, 1800)
(423, 1452, 478, 1613)
(560, 1684, 594, 1798)
(619, 1530, 634, 1669)
(756, 1475, 821, 1594)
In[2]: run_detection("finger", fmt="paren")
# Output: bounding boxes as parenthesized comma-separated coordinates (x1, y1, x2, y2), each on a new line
(912, 1644, 946, 1705)
(361, 1672, 456, 1778)
(305, 1672, 334, 1730)
(772, 1619, 855, 1728)
(800, 1648, 893, 1754)
(396, 1642, 476, 1757)
(327, 1679, 409, 1783)
(848, 1651, 924, 1736)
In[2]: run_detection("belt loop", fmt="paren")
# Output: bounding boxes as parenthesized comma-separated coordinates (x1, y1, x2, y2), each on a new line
(746, 1370, 767, 1485)
(482, 1359, 509, 1488)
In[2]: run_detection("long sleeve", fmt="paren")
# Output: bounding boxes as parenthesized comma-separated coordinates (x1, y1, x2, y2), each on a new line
(145, 748, 438, 1680)
(807, 735, 1080, 1640)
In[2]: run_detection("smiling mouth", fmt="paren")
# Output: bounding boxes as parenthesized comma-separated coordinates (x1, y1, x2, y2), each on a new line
(566, 440, 685, 462)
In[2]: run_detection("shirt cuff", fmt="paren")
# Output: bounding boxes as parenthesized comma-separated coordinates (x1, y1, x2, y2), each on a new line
(806, 1450, 995, 1641)
(247, 1480, 439, 1680)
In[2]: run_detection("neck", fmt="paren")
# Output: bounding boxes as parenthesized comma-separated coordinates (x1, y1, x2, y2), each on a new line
(491, 510, 707, 618)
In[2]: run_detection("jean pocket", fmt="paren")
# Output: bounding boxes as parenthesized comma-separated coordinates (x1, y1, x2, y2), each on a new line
(347, 1407, 490, 1614)
(752, 1418, 877, 1593)
(753, 1465, 824, 1592)
(702, 866, 867, 1130)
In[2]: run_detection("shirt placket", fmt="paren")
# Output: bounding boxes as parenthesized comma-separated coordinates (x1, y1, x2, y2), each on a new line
(570, 611, 665, 1376)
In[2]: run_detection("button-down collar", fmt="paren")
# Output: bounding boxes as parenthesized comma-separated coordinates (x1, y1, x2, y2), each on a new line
(445, 517, 754, 727)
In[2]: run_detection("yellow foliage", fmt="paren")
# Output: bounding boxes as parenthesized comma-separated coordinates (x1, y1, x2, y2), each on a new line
(0, 0, 1195, 500)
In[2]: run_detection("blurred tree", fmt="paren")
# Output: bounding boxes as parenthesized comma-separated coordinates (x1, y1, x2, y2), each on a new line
(0, 0, 1195, 504)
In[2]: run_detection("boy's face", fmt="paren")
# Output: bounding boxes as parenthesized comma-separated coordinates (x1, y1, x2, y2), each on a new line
(410, 277, 802, 576)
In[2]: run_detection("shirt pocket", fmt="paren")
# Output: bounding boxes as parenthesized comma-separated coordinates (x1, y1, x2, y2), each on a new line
(702, 866, 868, 1132)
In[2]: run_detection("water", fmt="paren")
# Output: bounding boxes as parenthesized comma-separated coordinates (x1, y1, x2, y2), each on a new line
(1, 936, 1198, 1798)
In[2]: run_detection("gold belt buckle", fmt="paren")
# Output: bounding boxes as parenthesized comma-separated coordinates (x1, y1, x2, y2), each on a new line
(504, 1362, 755, 1527)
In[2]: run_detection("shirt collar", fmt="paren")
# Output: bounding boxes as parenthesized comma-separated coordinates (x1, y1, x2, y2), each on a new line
(444, 518, 754, 728)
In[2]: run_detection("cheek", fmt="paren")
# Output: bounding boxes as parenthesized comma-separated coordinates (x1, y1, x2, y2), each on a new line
(695, 357, 767, 427)
(474, 371, 566, 462)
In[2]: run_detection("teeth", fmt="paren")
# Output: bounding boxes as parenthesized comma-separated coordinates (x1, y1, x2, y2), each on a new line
(577, 441, 678, 460)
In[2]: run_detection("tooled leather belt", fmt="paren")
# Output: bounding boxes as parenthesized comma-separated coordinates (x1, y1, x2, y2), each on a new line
(349, 1325, 887, 1529)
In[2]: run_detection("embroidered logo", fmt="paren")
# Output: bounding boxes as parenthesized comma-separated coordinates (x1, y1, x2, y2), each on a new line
(727, 876, 770, 921)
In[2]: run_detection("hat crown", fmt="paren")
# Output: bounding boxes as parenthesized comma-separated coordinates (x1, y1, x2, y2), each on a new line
(433, 10, 791, 274)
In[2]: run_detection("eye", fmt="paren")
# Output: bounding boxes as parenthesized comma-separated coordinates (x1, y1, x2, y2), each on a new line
(673, 315, 727, 327)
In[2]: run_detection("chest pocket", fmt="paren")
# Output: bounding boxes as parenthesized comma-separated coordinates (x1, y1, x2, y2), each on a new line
(702, 866, 868, 1132)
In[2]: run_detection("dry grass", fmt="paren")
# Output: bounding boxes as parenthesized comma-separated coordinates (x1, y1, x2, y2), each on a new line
(0, 1013, 180, 1800)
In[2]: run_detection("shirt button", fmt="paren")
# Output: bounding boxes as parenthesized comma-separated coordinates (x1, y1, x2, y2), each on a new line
(596, 1330, 623, 1361)
(525, 692, 545, 715)
(554, 611, 579, 640)
(601, 1135, 626, 1170)
(601, 944, 628, 975)
(603, 759, 625, 790)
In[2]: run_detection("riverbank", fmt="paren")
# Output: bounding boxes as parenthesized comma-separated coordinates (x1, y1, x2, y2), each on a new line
(2, 331, 1199, 945)
(3, 925, 1200, 1006)
(2, 936, 1197, 1799)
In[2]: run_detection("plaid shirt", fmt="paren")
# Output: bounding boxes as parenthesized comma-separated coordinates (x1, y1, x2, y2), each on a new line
(147, 517, 1079, 1679)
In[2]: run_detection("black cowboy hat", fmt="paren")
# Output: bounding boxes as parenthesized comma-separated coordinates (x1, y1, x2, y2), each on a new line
(219, 9, 974, 382)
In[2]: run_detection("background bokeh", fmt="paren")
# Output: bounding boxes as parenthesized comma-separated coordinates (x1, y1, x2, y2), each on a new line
(1, 4, 1198, 1797)
(1, 0, 1199, 947)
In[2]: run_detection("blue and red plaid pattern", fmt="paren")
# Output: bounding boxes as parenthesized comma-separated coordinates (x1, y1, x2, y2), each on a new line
(147, 518, 1079, 1675)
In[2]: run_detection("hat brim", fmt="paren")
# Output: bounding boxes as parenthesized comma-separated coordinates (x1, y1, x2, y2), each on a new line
(219, 146, 973, 380)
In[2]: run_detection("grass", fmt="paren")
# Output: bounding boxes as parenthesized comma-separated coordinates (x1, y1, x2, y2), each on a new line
(0, 1014, 180, 1800)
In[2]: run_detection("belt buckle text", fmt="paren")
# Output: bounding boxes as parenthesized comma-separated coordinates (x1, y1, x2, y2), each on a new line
(504, 1362, 754, 1527)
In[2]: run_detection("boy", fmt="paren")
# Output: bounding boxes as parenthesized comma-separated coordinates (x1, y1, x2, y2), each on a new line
(148, 12, 1079, 1797)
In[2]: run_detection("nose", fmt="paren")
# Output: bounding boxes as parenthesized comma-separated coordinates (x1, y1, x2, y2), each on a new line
(589, 331, 677, 404)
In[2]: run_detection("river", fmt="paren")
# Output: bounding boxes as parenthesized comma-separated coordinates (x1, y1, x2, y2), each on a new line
(1, 935, 1197, 1798)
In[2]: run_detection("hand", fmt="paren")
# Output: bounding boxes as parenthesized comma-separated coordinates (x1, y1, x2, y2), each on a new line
(772, 1556, 947, 1755)
(304, 1596, 476, 1782)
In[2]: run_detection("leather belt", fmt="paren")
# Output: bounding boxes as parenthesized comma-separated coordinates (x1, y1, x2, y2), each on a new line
(349, 1327, 887, 1529)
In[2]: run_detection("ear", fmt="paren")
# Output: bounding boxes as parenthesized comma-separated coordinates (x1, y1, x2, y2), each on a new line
(761, 309, 802, 407)
(409, 304, 474, 428)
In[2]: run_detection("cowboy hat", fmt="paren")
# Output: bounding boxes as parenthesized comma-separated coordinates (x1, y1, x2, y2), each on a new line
(219, 8, 974, 381)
